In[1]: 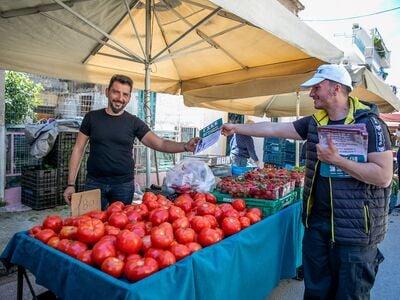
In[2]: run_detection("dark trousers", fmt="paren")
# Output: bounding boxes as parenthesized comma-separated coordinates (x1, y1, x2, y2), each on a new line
(85, 177, 135, 210)
(302, 221, 384, 300)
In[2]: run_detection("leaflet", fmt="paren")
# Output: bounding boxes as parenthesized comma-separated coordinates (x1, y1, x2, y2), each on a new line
(317, 124, 368, 178)
(194, 118, 223, 154)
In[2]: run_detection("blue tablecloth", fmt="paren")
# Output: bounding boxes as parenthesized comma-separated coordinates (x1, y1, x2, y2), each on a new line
(1, 202, 303, 300)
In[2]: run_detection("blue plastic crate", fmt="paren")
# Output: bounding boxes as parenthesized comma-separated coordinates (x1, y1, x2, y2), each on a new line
(231, 165, 257, 176)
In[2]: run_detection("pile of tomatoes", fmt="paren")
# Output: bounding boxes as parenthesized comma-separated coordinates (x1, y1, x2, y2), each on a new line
(28, 191, 262, 282)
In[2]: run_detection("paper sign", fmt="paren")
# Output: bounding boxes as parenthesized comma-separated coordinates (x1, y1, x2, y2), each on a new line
(71, 189, 101, 216)
(195, 118, 223, 154)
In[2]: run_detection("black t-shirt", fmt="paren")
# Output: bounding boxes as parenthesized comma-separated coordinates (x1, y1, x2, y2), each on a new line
(80, 109, 150, 183)
(293, 115, 391, 218)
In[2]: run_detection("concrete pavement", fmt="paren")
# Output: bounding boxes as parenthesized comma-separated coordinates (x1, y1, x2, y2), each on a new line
(268, 207, 400, 299)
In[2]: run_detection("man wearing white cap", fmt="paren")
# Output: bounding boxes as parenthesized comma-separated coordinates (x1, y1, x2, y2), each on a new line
(221, 64, 392, 299)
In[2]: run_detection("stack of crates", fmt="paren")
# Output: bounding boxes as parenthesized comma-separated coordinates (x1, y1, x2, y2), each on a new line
(21, 166, 57, 209)
(263, 137, 285, 167)
(44, 131, 89, 205)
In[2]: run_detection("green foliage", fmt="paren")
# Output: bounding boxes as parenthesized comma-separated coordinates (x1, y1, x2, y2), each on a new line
(373, 36, 386, 59)
(5, 71, 43, 125)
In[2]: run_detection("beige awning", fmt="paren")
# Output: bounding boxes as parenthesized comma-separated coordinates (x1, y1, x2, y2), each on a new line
(0, 0, 343, 94)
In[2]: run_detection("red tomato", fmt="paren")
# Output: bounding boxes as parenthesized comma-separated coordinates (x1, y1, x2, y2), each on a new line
(168, 205, 186, 222)
(28, 225, 42, 237)
(197, 228, 222, 247)
(116, 229, 142, 254)
(245, 212, 261, 224)
(157, 250, 176, 269)
(175, 227, 196, 244)
(145, 200, 160, 211)
(104, 225, 121, 236)
(221, 217, 242, 235)
(150, 224, 174, 249)
(149, 208, 169, 226)
(77, 249, 94, 265)
(125, 253, 142, 262)
(66, 240, 88, 258)
(108, 212, 129, 229)
(85, 210, 108, 223)
(186, 242, 202, 253)
(126, 210, 142, 223)
(144, 247, 163, 260)
(239, 216, 251, 229)
(203, 214, 218, 228)
(173, 195, 193, 213)
(42, 215, 63, 233)
(100, 235, 117, 245)
(248, 207, 262, 218)
(47, 236, 60, 248)
(232, 199, 246, 212)
(125, 223, 146, 238)
(132, 204, 149, 219)
(222, 209, 240, 219)
(190, 216, 211, 233)
(124, 257, 159, 282)
(214, 206, 223, 221)
(141, 235, 152, 253)
(205, 192, 217, 204)
(58, 226, 78, 240)
(77, 218, 105, 244)
(193, 193, 206, 203)
(219, 203, 234, 213)
(106, 203, 123, 217)
(35, 228, 56, 244)
(197, 202, 216, 216)
(58, 239, 72, 253)
(169, 244, 190, 261)
(172, 217, 190, 231)
(70, 215, 91, 227)
(101, 257, 125, 278)
(142, 192, 157, 203)
(92, 240, 117, 266)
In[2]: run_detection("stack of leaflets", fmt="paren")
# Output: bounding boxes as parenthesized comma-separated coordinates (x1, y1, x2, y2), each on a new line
(317, 124, 368, 178)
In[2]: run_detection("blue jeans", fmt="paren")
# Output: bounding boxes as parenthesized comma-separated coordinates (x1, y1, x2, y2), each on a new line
(85, 177, 135, 210)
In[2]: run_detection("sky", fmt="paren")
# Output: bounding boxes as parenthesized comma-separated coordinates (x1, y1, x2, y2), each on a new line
(299, 0, 400, 89)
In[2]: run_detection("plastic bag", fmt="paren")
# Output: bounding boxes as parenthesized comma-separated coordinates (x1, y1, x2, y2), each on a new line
(163, 159, 216, 194)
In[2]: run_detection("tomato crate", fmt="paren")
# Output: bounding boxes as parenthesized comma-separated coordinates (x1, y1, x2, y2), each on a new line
(21, 187, 57, 210)
(212, 190, 296, 218)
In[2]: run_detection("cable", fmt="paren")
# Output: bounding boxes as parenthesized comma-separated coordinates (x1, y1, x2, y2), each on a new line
(301, 6, 400, 22)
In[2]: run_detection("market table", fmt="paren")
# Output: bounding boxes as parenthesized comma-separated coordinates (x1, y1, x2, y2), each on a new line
(1, 202, 303, 300)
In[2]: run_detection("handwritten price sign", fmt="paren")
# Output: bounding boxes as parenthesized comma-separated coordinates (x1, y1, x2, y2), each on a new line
(71, 189, 101, 216)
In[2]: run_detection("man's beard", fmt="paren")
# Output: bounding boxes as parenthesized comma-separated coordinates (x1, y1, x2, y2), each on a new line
(109, 99, 126, 114)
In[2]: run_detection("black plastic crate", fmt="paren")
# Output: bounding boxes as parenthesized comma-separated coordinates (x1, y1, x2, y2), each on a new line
(21, 167, 57, 191)
(21, 187, 57, 210)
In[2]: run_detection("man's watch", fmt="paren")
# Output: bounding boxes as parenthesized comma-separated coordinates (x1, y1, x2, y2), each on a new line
(67, 184, 75, 187)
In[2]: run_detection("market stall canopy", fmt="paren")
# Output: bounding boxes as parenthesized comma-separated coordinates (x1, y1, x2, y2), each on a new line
(380, 112, 400, 123)
(0, 0, 343, 94)
(185, 65, 400, 117)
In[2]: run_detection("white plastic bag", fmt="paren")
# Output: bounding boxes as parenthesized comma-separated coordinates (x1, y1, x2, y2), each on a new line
(163, 159, 216, 194)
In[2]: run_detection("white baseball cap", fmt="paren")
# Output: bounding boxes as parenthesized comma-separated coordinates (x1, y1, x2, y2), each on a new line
(301, 64, 353, 91)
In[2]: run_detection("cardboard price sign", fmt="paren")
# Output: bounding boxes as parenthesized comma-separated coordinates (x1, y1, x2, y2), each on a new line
(71, 189, 101, 217)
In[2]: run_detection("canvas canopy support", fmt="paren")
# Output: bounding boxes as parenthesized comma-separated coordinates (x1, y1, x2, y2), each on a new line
(0, 0, 344, 186)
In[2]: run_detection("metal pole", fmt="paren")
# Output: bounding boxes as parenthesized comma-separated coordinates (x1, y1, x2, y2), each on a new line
(144, 0, 152, 187)
(0, 70, 6, 203)
(295, 92, 300, 167)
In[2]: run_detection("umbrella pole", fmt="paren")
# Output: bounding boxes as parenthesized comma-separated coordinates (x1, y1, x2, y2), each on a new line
(0, 70, 5, 202)
(295, 92, 300, 167)
(145, 0, 151, 187)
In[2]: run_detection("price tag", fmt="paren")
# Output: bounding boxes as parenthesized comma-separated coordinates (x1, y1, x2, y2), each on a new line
(71, 189, 101, 216)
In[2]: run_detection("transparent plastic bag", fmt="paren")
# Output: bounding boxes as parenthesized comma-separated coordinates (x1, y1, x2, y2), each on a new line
(163, 159, 216, 194)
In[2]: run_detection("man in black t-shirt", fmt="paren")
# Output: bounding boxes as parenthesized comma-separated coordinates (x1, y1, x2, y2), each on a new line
(221, 64, 392, 299)
(63, 74, 200, 210)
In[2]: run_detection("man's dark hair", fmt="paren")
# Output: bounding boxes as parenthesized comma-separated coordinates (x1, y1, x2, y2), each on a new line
(108, 74, 133, 91)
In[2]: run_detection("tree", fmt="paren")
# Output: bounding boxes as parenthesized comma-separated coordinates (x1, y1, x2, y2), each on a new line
(5, 71, 43, 124)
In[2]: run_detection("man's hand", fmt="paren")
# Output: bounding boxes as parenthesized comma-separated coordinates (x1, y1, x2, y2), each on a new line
(63, 186, 75, 206)
(220, 123, 236, 136)
(185, 137, 201, 152)
(316, 137, 342, 165)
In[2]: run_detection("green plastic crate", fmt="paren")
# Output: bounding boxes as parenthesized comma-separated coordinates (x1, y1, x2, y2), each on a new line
(295, 187, 304, 201)
(212, 190, 296, 218)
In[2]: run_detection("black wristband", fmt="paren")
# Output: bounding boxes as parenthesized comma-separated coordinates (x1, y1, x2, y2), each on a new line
(183, 143, 189, 152)
(67, 184, 75, 187)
